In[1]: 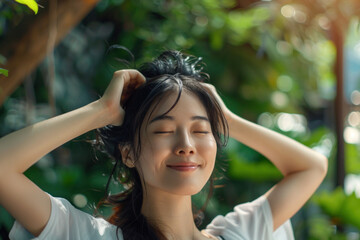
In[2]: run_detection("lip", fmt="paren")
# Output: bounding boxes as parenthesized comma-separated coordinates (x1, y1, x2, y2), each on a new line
(166, 162, 200, 172)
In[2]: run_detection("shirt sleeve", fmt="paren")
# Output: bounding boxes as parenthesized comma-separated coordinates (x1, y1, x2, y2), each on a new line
(9, 194, 120, 240)
(205, 196, 295, 240)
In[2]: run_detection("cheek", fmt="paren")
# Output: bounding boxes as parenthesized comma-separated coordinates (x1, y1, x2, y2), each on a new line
(146, 137, 171, 161)
(198, 136, 217, 165)
(137, 135, 170, 172)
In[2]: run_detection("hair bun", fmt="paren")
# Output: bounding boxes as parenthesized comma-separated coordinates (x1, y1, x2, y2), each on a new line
(139, 50, 208, 82)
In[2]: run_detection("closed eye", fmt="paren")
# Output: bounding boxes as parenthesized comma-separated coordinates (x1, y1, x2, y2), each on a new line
(154, 131, 174, 134)
(194, 131, 210, 134)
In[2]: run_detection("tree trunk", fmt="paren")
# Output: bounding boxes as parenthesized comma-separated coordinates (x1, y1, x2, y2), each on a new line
(0, 0, 100, 106)
(330, 19, 346, 188)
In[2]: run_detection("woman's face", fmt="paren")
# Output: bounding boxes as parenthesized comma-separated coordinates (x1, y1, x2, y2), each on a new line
(136, 90, 217, 196)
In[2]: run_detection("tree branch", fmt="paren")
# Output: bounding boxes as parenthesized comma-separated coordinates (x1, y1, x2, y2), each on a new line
(0, 0, 99, 106)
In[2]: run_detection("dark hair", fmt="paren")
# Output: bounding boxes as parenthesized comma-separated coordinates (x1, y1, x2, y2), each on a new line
(97, 50, 228, 240)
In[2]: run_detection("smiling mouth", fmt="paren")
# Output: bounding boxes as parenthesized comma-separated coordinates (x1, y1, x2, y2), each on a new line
(166, 163, 200, 172)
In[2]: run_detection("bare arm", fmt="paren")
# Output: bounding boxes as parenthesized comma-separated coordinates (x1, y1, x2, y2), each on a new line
(203, 83, 328, 230)
(0, 70, 145, 236)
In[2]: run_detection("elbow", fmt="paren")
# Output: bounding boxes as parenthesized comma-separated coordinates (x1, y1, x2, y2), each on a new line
(316, 154, 328, 180)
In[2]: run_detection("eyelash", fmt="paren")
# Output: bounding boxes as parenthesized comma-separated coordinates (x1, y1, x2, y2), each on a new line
(194, 131, 210, 134)
(154, 131, 173, 134)
(154, 131, 209, 134)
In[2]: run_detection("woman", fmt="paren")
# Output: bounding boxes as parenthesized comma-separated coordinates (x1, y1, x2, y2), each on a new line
(0, 50, 327, 240)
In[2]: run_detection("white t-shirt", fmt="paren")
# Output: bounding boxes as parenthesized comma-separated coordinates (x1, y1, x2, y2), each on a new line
(9, 195, 294, 240)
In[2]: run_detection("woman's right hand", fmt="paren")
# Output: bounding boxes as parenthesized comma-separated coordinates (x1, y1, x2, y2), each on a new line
(0, 69, 145, 237)
(99, 70, 145, 126)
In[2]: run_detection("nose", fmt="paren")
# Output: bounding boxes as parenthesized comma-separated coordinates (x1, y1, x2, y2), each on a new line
(174, 130, 196, 156)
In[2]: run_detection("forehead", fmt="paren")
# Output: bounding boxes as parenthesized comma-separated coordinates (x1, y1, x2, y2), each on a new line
(147, 89, 208, 122)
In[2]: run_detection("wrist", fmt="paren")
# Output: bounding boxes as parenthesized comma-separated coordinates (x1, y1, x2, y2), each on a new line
(86, 100, 112, 129)
(224, 110, 236, 126)
(90, 99, 125, 128)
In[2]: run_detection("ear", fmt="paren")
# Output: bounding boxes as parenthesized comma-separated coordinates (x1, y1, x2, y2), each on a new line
(119, 144, 135, 168)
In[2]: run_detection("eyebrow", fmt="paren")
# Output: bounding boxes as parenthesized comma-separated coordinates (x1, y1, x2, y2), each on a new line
(149, 115, 209, 124)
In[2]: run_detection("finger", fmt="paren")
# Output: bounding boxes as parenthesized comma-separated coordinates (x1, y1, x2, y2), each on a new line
(109, 69, 144, 90)
(120, 70, 146, 104)
(105, 70, 144, 99)
(122, 70, 146, 88)
(103, 71, 126, 99)
(201, 83, 227, 109)
(201, 83, 218, 98)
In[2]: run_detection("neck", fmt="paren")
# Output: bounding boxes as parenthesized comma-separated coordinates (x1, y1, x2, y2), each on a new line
(141, 188, 206, 240)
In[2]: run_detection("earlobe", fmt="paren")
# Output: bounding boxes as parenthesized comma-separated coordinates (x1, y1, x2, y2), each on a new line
(119, 144, 135, 168)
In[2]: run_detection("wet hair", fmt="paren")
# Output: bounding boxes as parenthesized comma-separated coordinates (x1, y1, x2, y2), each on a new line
(97, 50, 228, 240)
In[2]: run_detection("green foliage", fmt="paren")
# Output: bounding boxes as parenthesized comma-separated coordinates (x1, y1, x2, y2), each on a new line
(0, 68, 8, 77)
(308, 216, 348, 240)
(227, 155, 282, 181)
(14, 0, 38, 14)
(1, 0, 356, 239)
(313, 188, 360, 229)
(346, 144, 360, 174)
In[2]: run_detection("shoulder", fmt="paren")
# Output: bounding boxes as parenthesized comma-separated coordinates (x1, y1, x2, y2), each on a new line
(9, 194, 121, 240)
(204, 196, 294, 240)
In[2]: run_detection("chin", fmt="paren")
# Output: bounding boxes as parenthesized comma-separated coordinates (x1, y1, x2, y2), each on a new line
(166, 183, 206, 196)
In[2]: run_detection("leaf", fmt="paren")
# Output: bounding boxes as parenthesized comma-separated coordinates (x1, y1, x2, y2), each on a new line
(313, 188, 345, 217)
(314, 187, 360, 229)
(0, 68, 8, 77)
(14, 0, 39, 14)
(346, 143, 360, 174)
(227, 151, 282, 181)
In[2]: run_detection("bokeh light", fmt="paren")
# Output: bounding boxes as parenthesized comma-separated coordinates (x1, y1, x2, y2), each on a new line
(281, 5, 295, 18)
(271, 91, 289, 108)
(344, 174, 360, 198)
(276, 113, 307, 133)
(344, 126, 360, 144)
(73, 194, 88, 208)
(348, 111, 360, 127)
(294, 10, 307, 23)
(276, 41, 293, 56)
(351, 90, 360, 105)
(258, 112, 275, 128)
(277, 75, 294, 92)
(312, 136, 334, 158)
(317, 15, 330, 30)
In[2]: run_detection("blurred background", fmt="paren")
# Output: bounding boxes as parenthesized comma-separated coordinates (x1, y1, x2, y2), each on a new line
(0, 0, 360, 239)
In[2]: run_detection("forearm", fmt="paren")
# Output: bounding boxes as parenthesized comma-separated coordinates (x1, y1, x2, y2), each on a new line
(204, 83, 328, 229)
(227, 112, 327, 176)
(0, 100, 106, 174)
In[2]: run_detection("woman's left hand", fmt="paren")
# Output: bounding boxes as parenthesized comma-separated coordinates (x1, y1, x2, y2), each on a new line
(201, 83, 234, 124)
